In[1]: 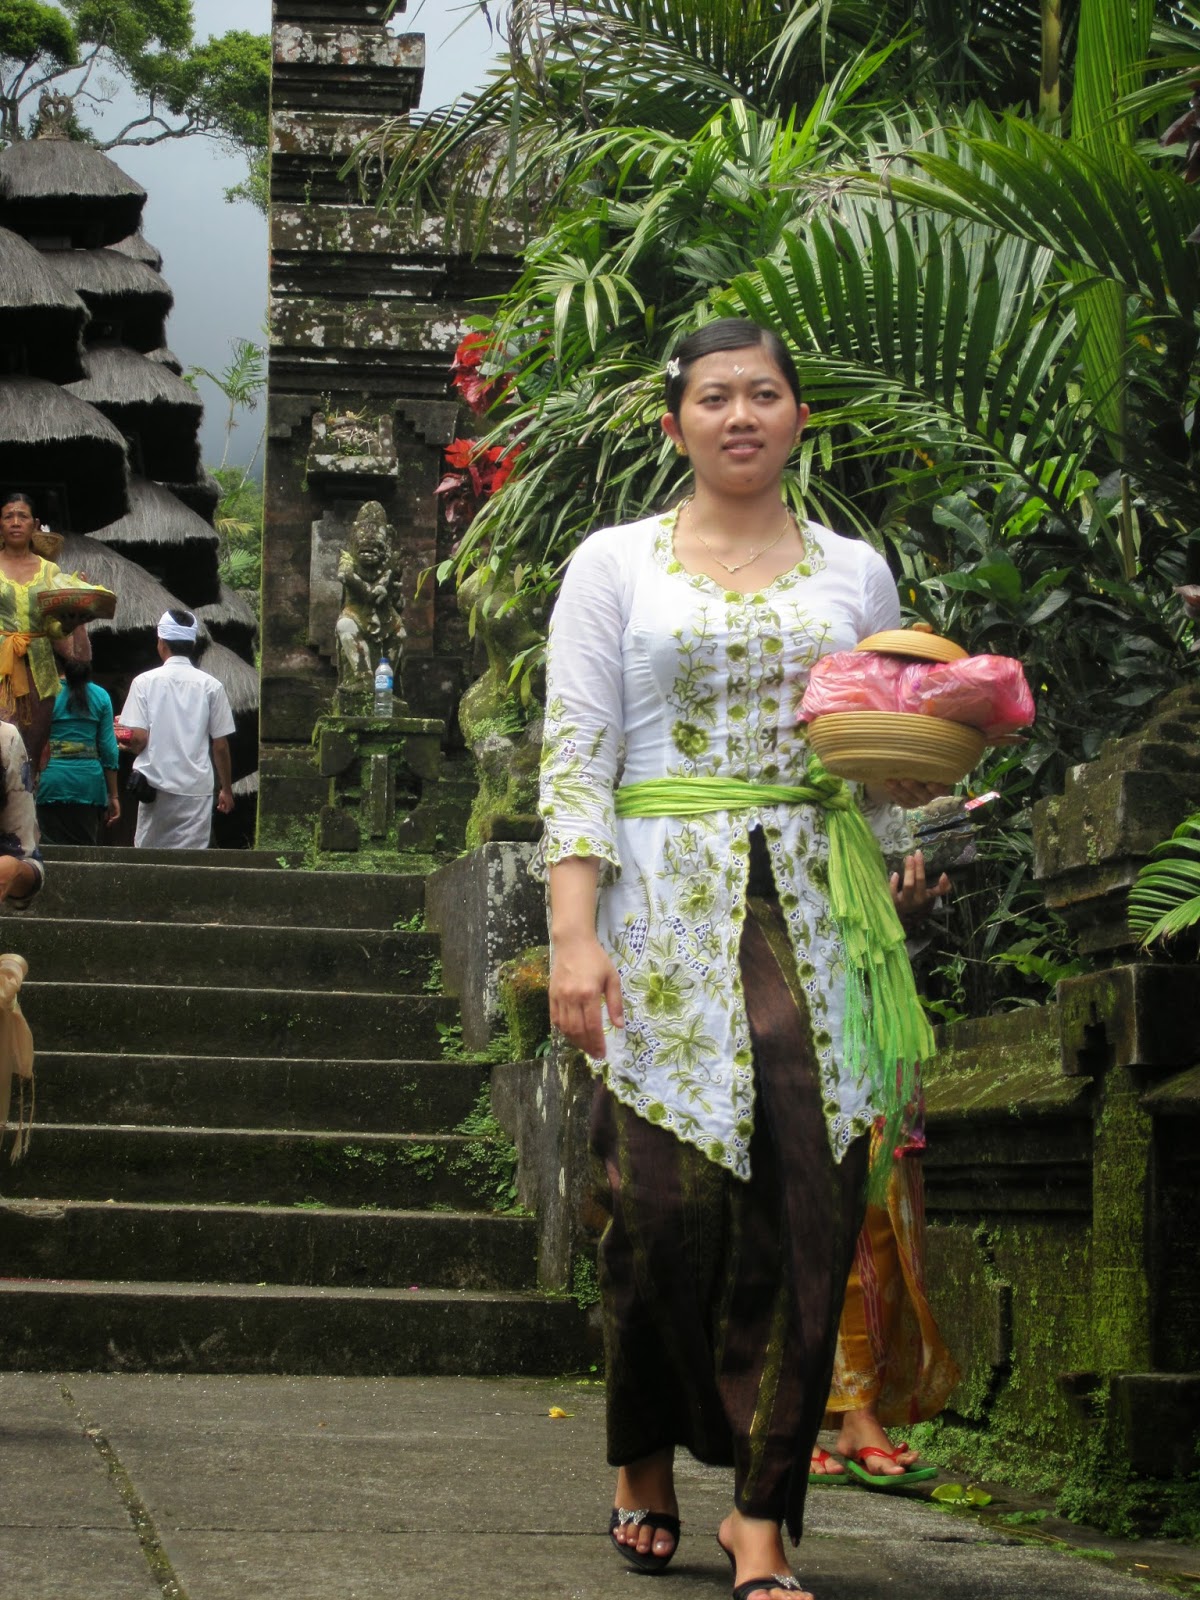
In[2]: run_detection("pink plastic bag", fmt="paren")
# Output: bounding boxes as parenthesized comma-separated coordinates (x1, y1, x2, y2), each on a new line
(800, 649, 1034, 738)
(800, 652, 919, 718)
(907, 656, 1035, 737)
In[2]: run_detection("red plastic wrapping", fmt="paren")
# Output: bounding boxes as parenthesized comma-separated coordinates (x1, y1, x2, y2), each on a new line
(800, 652, 913, 717)
(906, 655, 1035, 737)
(800, 650, 1034, 738)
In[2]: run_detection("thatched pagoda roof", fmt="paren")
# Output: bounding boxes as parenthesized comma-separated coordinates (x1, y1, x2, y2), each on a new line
(89, 476, 220, 609)
(0, 377, 129, 530)
(93, 476, 218, 551)
(195, 583, 258, 653)
(47, 249, 171, 307)
(146, 347, 182, 374)
(44, 249, 172, 352)
(66, 346, 201, 484)
(201, 639, 260, 716)
(0, 140, 145, 247)
(111, 231, 162, 271)
(0, 226, 88, 383)
(162, 468, 220, 523)
(57, 533, 209, 640)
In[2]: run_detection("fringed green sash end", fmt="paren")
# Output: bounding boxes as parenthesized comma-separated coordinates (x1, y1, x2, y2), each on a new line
(615, 761, 933, 1198)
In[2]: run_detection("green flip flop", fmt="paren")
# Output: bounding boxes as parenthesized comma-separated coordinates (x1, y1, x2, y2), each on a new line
(844, 1443, 938, 1489)
(808, 1447, 851, 1487)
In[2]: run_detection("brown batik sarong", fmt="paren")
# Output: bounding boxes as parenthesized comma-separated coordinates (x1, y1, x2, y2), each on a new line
(591, 888, 868, 1544)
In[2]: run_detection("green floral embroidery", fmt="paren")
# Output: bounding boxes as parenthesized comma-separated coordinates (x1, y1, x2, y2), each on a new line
(672, 721, 709, 759)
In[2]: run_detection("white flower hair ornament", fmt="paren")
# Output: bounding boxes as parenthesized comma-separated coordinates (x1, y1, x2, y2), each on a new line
(665, 357, 681, 379)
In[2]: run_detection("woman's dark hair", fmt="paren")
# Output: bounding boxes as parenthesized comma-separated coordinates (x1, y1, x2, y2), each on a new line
(1, 490, 36, 517)
(61, 657, 93, 715)
(664, 318, 802, 419)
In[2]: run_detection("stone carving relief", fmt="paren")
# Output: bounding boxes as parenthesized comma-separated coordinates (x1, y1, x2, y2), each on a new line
(334, 500, 405, 687)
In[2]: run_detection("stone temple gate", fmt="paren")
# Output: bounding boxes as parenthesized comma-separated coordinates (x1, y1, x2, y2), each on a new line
(259, 0, 523, 857)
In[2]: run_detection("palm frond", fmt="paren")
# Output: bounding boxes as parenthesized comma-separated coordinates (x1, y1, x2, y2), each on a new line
(1128, 809, 1200, 948)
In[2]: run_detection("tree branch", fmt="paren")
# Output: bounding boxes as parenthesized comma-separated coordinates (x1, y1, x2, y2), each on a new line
(97, 112, 216, 149)
(12, 45, 105, 117)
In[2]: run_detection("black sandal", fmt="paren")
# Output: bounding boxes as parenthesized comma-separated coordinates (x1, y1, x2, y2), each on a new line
(731, 1579, 807, 1600)
(609, 1506, 682, 1573)
(718, 1535, 807, 1598)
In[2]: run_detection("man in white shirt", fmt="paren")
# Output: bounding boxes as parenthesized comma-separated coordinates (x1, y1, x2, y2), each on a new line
(119, 609, 236, 850)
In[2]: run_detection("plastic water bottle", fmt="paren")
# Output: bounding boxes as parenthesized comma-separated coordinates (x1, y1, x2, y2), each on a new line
(373, 655, 393, 716)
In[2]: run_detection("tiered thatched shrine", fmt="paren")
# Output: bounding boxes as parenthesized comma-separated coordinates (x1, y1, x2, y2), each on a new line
(0, 100, 260, 844)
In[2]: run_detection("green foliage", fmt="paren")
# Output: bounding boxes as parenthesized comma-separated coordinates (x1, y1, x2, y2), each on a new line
(191, 339, 266, 609)
(451, 1087, 521, 1211)
(436, 1018, 468, 1060)
(0, 0, 268, 201)
(571, 1253, 601, 1310)
(375, 0, 1200, 1015)
(1127, 809, 1200, 950)
(0, 1, 76, 68)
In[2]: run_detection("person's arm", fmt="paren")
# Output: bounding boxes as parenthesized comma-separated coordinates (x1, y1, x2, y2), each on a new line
(0, 855, 39, 902)
(117, 677, 149, 754)
(104, 766, 120, 826)
(538, 532, 628, 1057)
(0, 726, 42, 907)
(211, 736, 234, 814)
(548, 857, 624, 1058)
(94, 689, 121, 823)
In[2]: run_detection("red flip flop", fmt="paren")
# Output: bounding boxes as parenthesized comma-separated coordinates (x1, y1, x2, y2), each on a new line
(808, 1446, 850, 1487)
(844, 1442, 937, 1489)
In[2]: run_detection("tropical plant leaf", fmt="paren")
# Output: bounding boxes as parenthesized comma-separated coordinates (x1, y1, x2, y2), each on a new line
(1128, 810, 1200, 949)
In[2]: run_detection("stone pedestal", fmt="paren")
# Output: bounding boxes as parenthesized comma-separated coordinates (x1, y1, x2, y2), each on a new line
(425, 842, 547, 1051)
(314, 712, 456, 854)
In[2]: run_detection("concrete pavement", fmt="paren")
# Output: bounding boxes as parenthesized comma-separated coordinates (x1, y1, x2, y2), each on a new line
(1, 1372, 1192, 1599)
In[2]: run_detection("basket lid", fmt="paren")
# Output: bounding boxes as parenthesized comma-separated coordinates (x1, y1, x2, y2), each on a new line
(854, 627, 968, 662)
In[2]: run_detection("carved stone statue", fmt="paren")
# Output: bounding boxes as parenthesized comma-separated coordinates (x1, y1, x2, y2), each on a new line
(334, 501, 405, 689)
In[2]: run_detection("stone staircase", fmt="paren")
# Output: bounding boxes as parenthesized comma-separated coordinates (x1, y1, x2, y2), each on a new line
(0, 847, 586, 1375)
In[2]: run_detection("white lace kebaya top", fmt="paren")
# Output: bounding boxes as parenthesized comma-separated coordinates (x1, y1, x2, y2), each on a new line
(537, 506, 911, 1180)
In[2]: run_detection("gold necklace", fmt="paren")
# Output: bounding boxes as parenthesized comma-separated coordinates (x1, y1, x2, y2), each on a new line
(684, 497, 798, 576)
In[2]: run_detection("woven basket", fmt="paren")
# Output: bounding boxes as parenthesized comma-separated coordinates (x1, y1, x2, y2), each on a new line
(37, 584, 117, 625)
(806, 711, 984, 785)
(854, 628, 968, 663)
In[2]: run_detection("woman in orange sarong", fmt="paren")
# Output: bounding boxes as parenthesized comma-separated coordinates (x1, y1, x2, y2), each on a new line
(810, 1137, 960, 1486)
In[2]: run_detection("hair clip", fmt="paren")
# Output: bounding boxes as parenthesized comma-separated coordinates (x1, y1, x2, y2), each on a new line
(665, 357, 681, 379)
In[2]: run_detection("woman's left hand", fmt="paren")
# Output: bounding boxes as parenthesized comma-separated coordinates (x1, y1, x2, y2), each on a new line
(882, 778, 952, 809)
(890, 849, 951, 926)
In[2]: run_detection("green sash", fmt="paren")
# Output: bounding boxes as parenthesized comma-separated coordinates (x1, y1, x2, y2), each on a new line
(615, 759, 932, 1182)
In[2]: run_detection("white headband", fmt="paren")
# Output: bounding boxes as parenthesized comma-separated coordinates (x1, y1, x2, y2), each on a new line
(157, 611, 197, 642)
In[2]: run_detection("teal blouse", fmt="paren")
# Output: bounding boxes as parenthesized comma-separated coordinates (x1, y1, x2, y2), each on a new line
(36, 681, 119, 808)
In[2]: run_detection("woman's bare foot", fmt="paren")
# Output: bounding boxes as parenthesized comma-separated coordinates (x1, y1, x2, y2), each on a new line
(612, 1447, 678, 1561)
(835, 1405, 918, 1475)
(717, 1508, 813, 1600)
(809, 1446, 846, 1478)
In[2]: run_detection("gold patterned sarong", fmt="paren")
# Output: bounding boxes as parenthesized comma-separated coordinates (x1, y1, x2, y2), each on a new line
(823, 1153, 959, 1425)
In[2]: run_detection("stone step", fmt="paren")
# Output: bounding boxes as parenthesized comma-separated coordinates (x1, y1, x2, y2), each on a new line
(12, 917, 441, 993)
(0, 1278, 588, 1376)
(0, 1199, 538, 1291)
(22, 859, 423, 929)
(38, 846, 305, 869)
(0, 1126, 510, 1210)
(20, 982, 457, 1059)
(30, 1053, 486, 1131)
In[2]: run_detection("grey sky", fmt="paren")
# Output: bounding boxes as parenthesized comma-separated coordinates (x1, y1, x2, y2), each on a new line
(84, 0, 501, 469)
